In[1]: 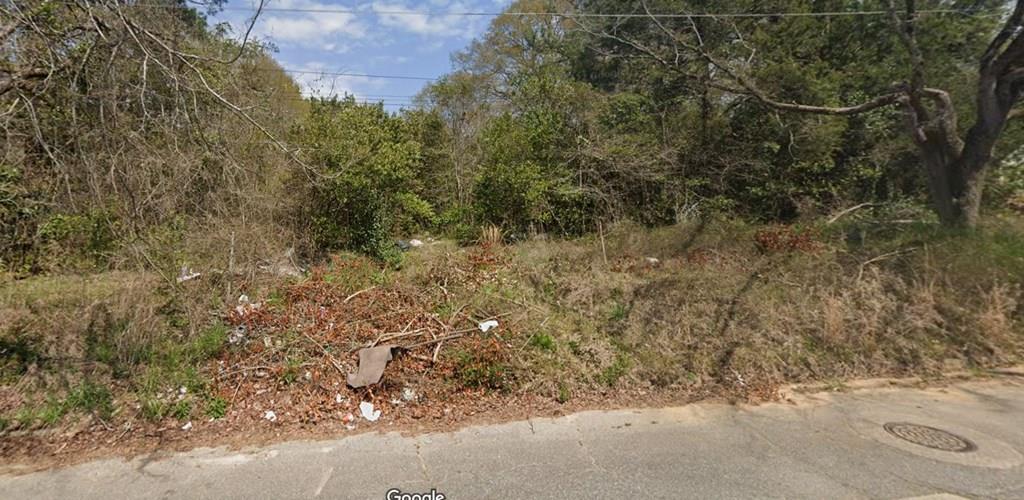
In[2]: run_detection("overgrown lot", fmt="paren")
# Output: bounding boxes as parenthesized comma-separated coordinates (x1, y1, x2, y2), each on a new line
(2, 212, 1022, 460)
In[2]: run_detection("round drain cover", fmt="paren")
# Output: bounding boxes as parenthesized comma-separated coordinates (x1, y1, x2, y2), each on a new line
(883, 422, 976, 452)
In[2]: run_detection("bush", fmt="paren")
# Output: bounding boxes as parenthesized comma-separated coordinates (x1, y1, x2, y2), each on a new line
(295, 98, 436, 260)
(0, 165, 44, 274)
(473, 161, 552, 236)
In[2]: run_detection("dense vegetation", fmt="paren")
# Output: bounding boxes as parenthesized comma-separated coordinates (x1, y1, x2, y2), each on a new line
(2, 0, 1023, 452)
(4, 0, 1024, 272)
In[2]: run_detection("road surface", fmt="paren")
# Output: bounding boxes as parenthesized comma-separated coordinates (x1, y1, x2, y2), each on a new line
(3, 378, 1024, 499)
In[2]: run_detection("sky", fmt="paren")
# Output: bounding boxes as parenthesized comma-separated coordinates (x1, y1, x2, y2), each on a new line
(213, 0, 512, 107)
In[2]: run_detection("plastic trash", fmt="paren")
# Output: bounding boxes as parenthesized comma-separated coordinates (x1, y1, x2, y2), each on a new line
(181, 421, 193, 431)
(228, 325, 247, 345)
(359, 401, 381, 422)
(235, 295, 262, 317)
(478, 320, 499, 332)
(176, 266, 201, 283)
(408, 239, 424, 248)
(346, 346, 393, 388)
(263, 410, 277, 422)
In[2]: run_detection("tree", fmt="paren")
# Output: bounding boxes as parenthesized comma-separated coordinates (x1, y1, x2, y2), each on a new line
(582, 0, 1021, 227)
(1, 0, 308, 272)
(294, 97, 435, 260)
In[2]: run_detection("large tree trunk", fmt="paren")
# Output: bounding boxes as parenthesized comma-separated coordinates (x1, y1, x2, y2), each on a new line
(918, 142, 991, 228)
(917, 143, 988, 228)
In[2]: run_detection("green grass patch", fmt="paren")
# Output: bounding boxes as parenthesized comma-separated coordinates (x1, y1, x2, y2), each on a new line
(529, 333, 556, 351)
(598, 353, 632, 387)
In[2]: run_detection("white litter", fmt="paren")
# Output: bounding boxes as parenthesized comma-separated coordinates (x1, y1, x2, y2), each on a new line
(181, 421, 193, 431)
(176, 266, 201, 283)
(235, 295, 262, 317)
(335, 393, 345, 404)
(408, 239, 424, 248)
(228, 325, 247, 345)
(478, 320, 499, 332)
(263, 410, 277, 422)
(644, 257, 660, 265)
(359, 401, 381, 422)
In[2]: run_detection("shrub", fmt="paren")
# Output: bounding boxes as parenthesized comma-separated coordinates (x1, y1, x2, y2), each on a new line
(296, 98, 436, 260)
(450, 339, 511, 390)
(0, 165, 44, 274)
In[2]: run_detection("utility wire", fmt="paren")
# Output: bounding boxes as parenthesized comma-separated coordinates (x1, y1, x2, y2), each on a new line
(84, 2, 991, 19)
(280, 68, 436, 81)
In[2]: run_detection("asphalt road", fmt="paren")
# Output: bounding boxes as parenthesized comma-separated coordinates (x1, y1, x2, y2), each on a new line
(3, 378, 1024, 499)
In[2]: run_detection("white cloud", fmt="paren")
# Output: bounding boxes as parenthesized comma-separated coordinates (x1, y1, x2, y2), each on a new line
(248, 0, 367, 47)
(370, 54, 409, 64)
(322, 42, 353, 54)
(372, 1, 483, 38)
(290, 62, 387, 98)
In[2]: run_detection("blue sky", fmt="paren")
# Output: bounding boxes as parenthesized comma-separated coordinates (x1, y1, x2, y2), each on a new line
(214, 0, 511, 107)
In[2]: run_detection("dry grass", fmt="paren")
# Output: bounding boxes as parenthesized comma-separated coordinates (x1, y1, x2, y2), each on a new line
(501, 216, 1024, 398)
(478, 225, 504, 247)
(1, 215, 1022, 441)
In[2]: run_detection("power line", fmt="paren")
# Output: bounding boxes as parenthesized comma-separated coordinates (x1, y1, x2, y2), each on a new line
(281, 68, 436, 81)
(109, 3, 988, 19)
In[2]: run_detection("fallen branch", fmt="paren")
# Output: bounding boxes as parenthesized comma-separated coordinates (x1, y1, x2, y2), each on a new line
(344, 286, 375, 303)
(400, 326, 481, 350)
(827, 202, 876, 224)
(302, 331, 347, 376)
(365, 327, 430, 350)
(857, 247, 917, 280)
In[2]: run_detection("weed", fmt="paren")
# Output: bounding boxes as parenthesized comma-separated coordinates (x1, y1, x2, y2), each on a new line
(280, 357, 303, 385)
(265, 289, 285, 307)
(0, 327, 43, 380)
(479, 225, 504, 247)
(599, 353, 632, 386)
(11, 380, 113, 429)
(451, 340, 510, 390)
(141, 397, 167, 421)
(529, 333, 556, 351)
(322, 254, 379, 292)
(172, 400, 192, 420)
(14, 398, 64, 428)
(557, 383, 571, 403)
(65, 380, 114, 419)
(187, 324, 227, 362)
(608, 302, 628, 322)
(206, 396, 228, 419)
(433, 302, 455, 319)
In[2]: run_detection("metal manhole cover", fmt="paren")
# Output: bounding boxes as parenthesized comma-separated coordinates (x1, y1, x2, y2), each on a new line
(883, 422, 976, 452)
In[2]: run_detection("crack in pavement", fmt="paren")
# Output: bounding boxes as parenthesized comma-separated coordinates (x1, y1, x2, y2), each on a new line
(415, 441, 431, 483)
(574, 424, 608, 475)
(312, 466, 333, 497)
